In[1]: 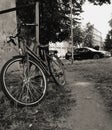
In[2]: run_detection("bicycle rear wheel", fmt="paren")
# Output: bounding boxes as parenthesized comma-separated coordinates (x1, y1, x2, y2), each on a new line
(49, 55, 66, 86)
(1, 56, 47, 106)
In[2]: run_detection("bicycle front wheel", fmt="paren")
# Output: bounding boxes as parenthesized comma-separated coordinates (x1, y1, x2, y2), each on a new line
(49, 55, 66, 86)
(1, 56, 47, 106)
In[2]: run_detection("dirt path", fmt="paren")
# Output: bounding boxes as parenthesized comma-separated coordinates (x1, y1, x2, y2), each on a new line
(64, 65, 112, 130)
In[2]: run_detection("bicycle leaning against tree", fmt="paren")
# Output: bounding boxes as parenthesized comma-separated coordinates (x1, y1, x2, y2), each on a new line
(0, 22, 66, 107)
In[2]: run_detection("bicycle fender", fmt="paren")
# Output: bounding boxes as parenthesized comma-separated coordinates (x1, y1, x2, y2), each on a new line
(13, 55, 25, 59)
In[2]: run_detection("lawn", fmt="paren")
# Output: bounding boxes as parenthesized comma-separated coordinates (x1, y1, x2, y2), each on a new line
(1, 57, 112, 130)
(0, 81, 75, 130)
(66, 58, 112, 112)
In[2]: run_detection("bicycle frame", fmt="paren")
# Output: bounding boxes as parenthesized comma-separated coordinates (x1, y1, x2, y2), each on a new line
(7, 23, 56, 77)
(24, 45, 51, 76)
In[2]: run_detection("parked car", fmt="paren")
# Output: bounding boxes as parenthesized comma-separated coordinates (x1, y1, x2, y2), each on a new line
(65, 47, 111, 60)
(99, 50, 111, 58)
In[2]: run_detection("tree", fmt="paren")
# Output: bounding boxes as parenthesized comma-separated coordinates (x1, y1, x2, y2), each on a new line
(104, 30, 112, 51)
(16, 0, 84, 45)
(109, 18, 112, 28)
(88, 0, 110, 5)
(73, 25, 84, 47)
(83, 23, 94, 47)
(104, 16, 112, 51)
(16, 0, 111, 45)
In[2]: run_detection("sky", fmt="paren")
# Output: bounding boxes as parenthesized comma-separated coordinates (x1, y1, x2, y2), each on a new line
(81, 0, 112, 40)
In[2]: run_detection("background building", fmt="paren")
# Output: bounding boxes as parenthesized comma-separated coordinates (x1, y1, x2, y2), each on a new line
(49, 41, 70, 58)
(49, 27, 103, 58)
(93, 27, 103, 49)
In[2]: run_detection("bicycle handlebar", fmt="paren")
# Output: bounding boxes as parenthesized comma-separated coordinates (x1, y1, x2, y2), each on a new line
(7, 36, 17, 45)
(7, 22, 38, 45)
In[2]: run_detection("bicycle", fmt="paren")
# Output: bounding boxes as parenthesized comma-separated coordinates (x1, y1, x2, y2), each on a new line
(0, 23, 66, 106)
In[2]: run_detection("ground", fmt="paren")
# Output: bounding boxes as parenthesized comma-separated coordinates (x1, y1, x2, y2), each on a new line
(64, 59, 112, 130)
(1, 57, 112, 130)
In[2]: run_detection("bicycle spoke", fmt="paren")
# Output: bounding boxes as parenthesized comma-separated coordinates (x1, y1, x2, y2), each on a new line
(49, 55, 65, 86)
(30, 82, 43, 96)
(27, 85, 38, 102)
(17, 83, 26, 102)
(1, 57, 47, 106)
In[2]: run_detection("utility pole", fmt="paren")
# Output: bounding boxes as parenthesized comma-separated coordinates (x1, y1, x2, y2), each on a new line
(70, 0, 74, 64)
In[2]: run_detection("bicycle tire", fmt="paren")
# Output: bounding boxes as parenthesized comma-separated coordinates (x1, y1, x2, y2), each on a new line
(49, 55, 66, 86)
(1, 56, 47, 106)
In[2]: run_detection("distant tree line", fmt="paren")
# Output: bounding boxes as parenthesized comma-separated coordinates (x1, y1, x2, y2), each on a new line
(73, 22, 97, 49)
(104, 19, 112, 51)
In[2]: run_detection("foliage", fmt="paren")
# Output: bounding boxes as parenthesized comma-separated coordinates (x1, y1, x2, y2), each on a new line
(104, 12, 112, 51)
(83, 22, 94, 47)
(93, 45, 99, 50)
(16, 0, 84, 45)
(16, 0, 111, 45)
(104, 30, 112, 51)
(109, 18, 112, 28)
(0, 83, 75, 130)
(73, 25, 84, 46)
(88, 0, 110, 5)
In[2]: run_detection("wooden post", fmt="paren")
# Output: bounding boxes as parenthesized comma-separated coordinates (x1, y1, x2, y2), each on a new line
(35, 1, 39, 54)
(70, 0, 74, 64)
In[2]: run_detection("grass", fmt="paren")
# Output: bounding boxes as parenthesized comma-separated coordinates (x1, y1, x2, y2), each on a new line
(0, 45, 76, 130)
(1, 57, 112, 129)
(0, 82, 76, 130)
(66, 58, 112, 112)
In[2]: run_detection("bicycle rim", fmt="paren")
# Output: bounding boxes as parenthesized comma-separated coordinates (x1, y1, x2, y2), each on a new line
(49, 56, 66, 86)
(1, 57, 47, 106)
